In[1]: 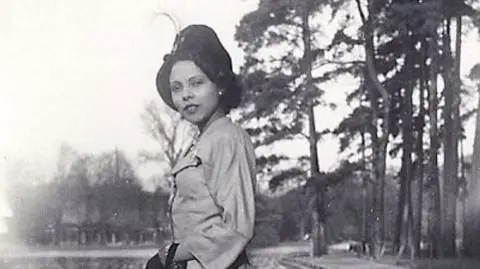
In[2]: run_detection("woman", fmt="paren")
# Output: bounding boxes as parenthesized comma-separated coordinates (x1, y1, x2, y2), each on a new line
(145, 24, 257, 269)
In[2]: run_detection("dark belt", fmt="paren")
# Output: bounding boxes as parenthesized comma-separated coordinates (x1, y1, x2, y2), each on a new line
(227, 251, 249, 269)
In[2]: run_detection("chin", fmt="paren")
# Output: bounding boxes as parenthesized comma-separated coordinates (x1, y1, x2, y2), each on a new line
(182, 114, 205, 125)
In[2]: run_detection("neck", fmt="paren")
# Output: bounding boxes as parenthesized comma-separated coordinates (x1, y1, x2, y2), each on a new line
(197, 108, 225, 134)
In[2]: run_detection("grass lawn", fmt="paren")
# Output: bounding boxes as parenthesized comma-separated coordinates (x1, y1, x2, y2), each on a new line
(411, 258, 480, 269)
(378, 255, 480, 269)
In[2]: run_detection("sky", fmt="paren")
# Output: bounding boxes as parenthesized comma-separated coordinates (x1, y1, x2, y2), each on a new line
(1, 0, 479, 233)
(0, 0, 264, 232)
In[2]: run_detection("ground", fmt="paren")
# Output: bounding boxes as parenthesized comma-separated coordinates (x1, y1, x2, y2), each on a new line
(1, 241, 480, 269)
(377, 255, 480, 269)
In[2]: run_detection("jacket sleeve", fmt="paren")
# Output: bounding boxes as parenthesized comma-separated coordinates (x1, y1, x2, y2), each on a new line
(182, 133, 256, 269)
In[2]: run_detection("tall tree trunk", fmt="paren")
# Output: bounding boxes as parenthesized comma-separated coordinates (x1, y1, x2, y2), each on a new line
(299, 216, 306, 240)
(464, 83, 480, 258)
(355, 0, 390, 258)
(394, 120, 407, 254)
(301, 3, 326, 256)
(361, 125, 369, 255)
(459, 138, 467, 256)
(414, 44, 427, 256)
(407, 175, 415, 259)
(453, 15, 463, 257)
(367, 88, 389, 259)
(396, 58, 415, 254)
(368, 111, 381, 258)
(428, 29, 442, 258)
(395, 146, 405, 251)
(298, 188, 308, 240)
(441, 18, 458, 257)
(309, 103, 326, 256)
(396, 165, 416, 261)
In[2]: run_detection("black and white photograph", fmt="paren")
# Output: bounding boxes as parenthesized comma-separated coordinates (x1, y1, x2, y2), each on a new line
(1, 0, 480, 268)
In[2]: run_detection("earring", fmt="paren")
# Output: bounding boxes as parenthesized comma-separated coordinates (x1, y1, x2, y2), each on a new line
(218, 91, 223, 96)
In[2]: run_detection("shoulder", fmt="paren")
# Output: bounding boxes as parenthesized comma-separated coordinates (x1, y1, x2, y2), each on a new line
(212, 119, 251, 144)
(197, 118, 254, 161)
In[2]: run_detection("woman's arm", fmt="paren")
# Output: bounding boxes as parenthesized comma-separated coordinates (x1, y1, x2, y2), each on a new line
(175, 133, 256, 268)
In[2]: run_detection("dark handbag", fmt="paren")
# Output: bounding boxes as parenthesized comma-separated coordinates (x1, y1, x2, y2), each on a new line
(145, 254, 167, 269)
(145, 243, 187, 269)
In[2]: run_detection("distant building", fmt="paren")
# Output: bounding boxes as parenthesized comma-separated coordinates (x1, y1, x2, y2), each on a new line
(0, 217, 6, 234)
(0, 216, 12, 233)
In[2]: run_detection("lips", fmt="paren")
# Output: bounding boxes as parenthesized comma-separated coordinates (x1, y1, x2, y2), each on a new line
(183, 104, 199, 114)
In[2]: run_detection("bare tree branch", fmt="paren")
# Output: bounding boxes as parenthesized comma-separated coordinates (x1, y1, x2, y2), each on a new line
(355, 0, 367, 24)
(139, 101, 194, 172)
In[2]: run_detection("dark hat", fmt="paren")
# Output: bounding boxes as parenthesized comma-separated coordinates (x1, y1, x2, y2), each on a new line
(156, 24, 240, 111)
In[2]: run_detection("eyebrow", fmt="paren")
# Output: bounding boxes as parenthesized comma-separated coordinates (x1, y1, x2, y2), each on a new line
(188, 75, 204, 82)
(171, 74, 205, 85)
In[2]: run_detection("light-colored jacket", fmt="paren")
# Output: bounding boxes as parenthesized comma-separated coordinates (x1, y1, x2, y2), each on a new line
(170, 116, 256, 269)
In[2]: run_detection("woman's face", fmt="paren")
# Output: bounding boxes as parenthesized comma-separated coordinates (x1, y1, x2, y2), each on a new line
(169, 60, 222, 128)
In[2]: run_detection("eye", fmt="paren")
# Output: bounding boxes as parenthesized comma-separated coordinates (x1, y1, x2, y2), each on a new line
(170, 83, 182, 93)
(191, 78, 203, 87)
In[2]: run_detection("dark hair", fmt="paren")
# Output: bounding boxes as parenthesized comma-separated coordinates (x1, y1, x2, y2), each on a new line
(156, 24, 243, 114)
(169, 52, 242, 114)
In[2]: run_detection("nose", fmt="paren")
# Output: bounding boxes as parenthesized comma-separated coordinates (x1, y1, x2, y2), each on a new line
(182, 88, 194, 101)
